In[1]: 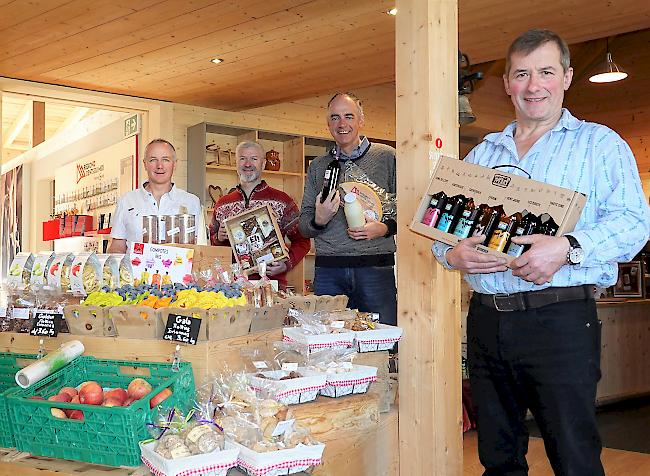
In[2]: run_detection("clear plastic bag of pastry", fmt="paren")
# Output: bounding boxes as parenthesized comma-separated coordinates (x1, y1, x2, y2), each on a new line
(147, 407, 225, 459)
(257, 261, 275, 308)
(46, 253, 74, 291)
(68, 252, 102, 296)
(95, 254, 120, 290)
(7, 284, 42, 333)
(340, 160, 397, 220)
(304, 346, 358, 374)
(290, 309, 338, 334)
(34, 285, 72, 333)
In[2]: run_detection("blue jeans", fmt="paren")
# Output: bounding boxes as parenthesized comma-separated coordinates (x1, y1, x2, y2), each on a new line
(314, 266, 397, 326)
(467, 295, 603, 476)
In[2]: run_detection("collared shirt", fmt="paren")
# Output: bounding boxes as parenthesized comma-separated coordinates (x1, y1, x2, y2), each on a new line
(432, 108, 650, 294)
(111, 183, 204, 247)
(337, 136, 371, 161)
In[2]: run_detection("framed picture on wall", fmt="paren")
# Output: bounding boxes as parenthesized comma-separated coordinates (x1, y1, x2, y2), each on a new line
(612, 261, 643, 298)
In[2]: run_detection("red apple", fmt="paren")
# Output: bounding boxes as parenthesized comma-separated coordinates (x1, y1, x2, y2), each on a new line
(79, 382, 104, 405)
(59, 387, 78, 399)
(149, 388, 172, 408)
(68, 409, 84, 421)
(49, 393, 71, 403)
(102, 397, 123, 407)
(70, 395, 80, 404)
(104, 388, 128, 404)
(127, 378, 152, 401)
(123, 397, 134, 406)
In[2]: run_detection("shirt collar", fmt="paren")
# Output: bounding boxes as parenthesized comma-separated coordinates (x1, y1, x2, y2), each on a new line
(337, 136, 370, 161)
(486, 108, 583, 146)
(140, 182, 176, 199)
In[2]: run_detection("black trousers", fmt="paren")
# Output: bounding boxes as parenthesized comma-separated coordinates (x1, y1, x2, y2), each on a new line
(467, 294, 604, 476)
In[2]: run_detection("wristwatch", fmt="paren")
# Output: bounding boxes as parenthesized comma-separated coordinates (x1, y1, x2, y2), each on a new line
(565, 235, 584, 265)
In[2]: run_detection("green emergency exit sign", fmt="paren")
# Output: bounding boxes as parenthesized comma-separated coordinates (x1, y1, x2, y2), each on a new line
(124, 114, 140, 138)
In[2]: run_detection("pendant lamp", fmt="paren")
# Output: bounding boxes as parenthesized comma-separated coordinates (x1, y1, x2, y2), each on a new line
(589, 38, 628, 83)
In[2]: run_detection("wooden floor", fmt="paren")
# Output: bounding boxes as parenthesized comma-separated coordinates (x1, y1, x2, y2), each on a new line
(463, 431, 650, 476)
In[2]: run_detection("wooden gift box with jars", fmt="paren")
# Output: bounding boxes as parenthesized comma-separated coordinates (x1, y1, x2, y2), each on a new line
(410, 155, 587, 263)
(223, 204, 289, 273)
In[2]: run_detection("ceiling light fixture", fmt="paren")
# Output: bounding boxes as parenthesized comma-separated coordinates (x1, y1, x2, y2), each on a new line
(386, 8, 397, 15)
(589, 38, 627, 83)
(210, 58, 224, 64)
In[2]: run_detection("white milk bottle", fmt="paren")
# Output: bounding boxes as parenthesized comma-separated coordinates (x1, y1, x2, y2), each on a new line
(344, 192, 366, 229)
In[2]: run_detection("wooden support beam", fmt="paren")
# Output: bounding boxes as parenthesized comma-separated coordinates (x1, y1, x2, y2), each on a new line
(396, 1, 462, 475)
(32, 100, 45, 146)
(2, 99, 31, 149)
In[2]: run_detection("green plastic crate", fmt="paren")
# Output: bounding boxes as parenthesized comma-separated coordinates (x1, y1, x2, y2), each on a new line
(0, 352, 39, 448)
(7, 356, 195, 466)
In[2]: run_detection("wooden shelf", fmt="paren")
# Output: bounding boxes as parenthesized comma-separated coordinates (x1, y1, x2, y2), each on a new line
(188, 122, 334, 295)
(206, 164, 302, 177)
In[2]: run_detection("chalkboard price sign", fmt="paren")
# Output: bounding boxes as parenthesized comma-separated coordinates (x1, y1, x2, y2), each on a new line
(163, 314, 201, 345)
(29, 311, 63, 337)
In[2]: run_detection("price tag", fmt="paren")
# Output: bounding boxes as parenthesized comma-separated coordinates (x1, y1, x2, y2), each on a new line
(368, 312, 380, 321)
(163, 314, 202, 345)
(29, 311, 63, 337)
(281, 362, 298, 372)
(330, 320, 345, 329)
(12, 307, 31, 319)
(253, 361, 269, 369)
(271, 418, 295, 437)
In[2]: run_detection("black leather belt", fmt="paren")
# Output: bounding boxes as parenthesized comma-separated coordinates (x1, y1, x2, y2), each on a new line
(474, 285, 593, 312)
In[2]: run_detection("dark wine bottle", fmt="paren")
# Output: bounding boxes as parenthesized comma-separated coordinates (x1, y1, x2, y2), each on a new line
(320, 158, 341, 203)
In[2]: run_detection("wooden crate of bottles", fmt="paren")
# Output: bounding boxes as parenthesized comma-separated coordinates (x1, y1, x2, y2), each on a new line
(410, 156, 586, 262)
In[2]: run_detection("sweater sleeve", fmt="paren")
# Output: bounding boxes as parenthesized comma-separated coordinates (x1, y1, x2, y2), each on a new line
(209, 200, 230, 246)
(282, 199, 311, 270)
(299, 159, 326, 238)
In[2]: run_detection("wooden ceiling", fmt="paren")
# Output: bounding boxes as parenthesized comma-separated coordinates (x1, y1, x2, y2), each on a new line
(1, 0, 649, 112)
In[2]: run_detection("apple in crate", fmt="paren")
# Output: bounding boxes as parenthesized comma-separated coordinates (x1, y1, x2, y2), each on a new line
(127, 378, 152, 400)
(149, 388, 172, 408)
(48, 394, 71, 418)
(102, 397, 123, 407)
(79, 382, 104, 405)
(105, 388, 128, 405)
(68, 410, 84, 421)
(59, 387, 78, 399)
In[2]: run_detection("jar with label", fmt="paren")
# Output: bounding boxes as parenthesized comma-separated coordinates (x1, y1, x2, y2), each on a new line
(344, 192, 366, 229)
(472, 204, 505, 245)
(505, 211, 539, 257)
(178, 214, 196, 244)
(165, 215, 181, 244)
(142, 216, 159, 244)
(488, 212, 521, 252)
(436, 195, 466, 233)
(421, 191, 447, 227)
(452, 199, 484, 238)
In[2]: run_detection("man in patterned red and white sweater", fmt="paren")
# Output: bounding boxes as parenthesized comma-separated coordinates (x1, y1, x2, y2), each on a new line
(209, 140, 310, 290)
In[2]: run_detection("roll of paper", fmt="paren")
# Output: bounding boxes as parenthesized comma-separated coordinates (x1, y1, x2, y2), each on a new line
(15, 340, 85, 388)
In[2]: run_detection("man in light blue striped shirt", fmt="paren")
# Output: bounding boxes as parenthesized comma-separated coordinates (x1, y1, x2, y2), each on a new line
(432, 29, 650, 476)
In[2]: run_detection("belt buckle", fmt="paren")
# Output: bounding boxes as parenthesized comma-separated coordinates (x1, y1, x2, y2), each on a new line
(493, 293, 515, 312)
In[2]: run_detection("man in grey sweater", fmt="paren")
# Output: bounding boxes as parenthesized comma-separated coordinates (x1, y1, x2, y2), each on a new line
(299, 92, 397, 326)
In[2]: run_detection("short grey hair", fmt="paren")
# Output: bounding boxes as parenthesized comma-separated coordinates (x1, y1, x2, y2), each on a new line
(505, 29, 571, 76)
(236, 140, 265, 158)
(327, 92, 365, 118)
(144, 138, 177, 161)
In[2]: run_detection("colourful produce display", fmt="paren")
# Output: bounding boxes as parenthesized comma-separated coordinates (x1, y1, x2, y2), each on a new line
(82, 282, 247, 309)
